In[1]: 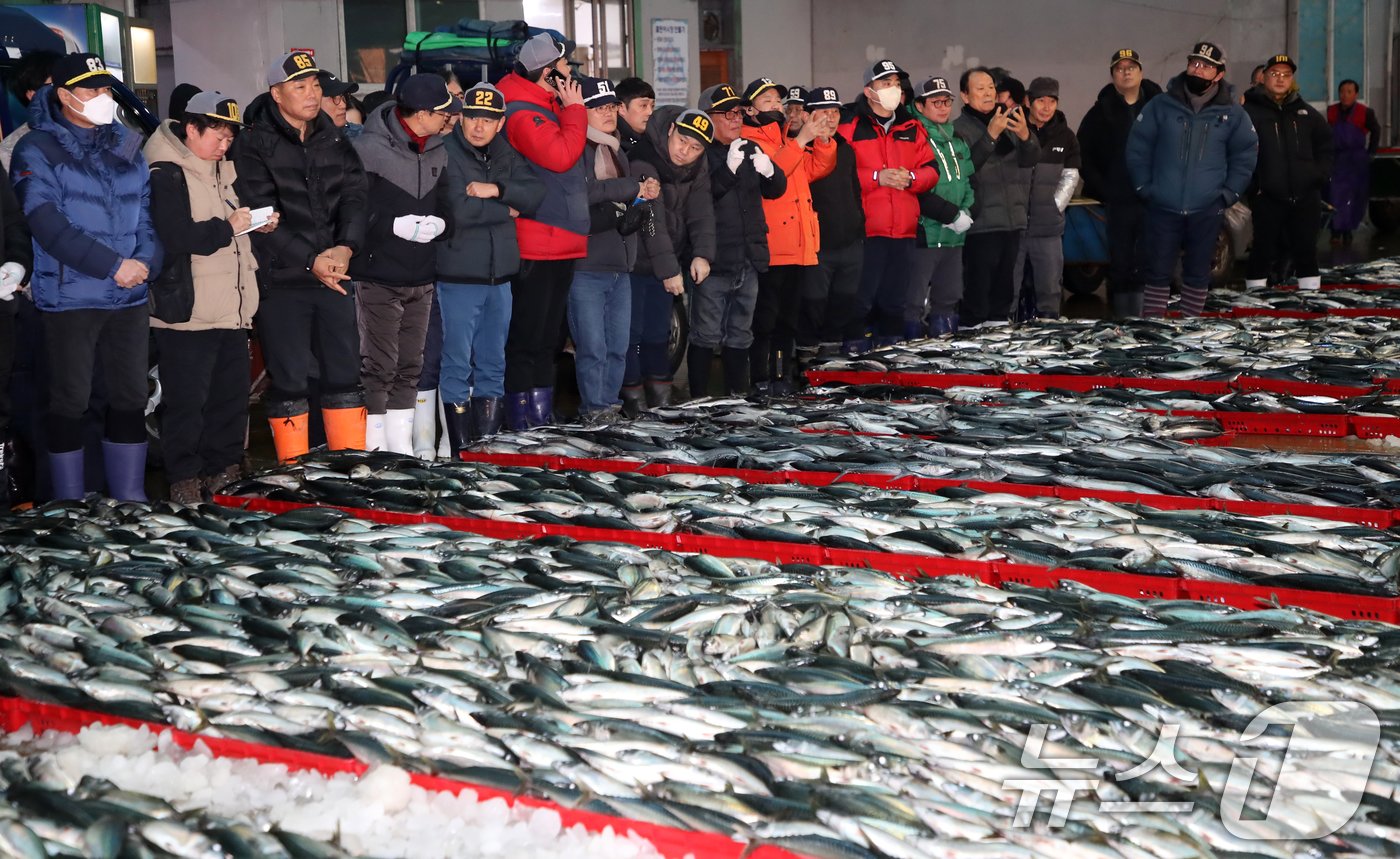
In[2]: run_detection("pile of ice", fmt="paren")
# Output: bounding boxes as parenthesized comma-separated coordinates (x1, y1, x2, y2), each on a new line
(3, 723, 681, 859)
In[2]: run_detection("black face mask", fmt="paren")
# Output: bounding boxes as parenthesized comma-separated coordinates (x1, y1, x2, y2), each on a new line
(745, 109, 784, 127)
(1184, 74, 1214, 96)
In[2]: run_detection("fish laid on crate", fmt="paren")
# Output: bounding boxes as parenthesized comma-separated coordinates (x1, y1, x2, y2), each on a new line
(1206, 287, 1400, 313)
(221, 453, 1400, 596)
(813, 317, 1400, 388)
(1323, 256, 1400, 284)
(462, 409, 1400, 508)
(2, 500, 1400, 859)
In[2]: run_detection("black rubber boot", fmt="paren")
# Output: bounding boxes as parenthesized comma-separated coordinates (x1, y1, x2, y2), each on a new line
(686, 347, 713, 401)
(721, 347, 750, 395)
(620, 385, 644, 419)
(443, 401, 477, 457)
(472, 397, 505, 439)
(643, 378, 672, 408)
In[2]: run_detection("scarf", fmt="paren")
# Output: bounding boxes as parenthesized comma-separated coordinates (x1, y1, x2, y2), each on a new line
(587, 125, 622, 181)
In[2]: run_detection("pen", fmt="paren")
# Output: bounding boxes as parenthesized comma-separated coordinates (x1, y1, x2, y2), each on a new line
(225, 199, 237, 210)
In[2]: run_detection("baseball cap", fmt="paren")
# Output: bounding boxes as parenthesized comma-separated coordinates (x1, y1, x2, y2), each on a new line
(579, 76, 620, 107)
(742, 78, 781, 105)
(864, 59, 906, 85)
(673, 109, 714, 144)
(783, 86, 808, 106)
(997, 76, 1026, 104)
(518, 32, 566, 73)
(917, 77, 952, 99)
(460, 83, 505, 118)
(1110, 48, 1143, 69)
(1265, 53, 1297, 72)
(1027, 76, 1059, 100)
(183, 91, 245, 126)
(397, 74, 462, 114)
(266, 51, 320, 87)
(1189, 41, 1226, 69)
(54, 53, 118, 90)
(319, 72, 359, 98)
(699, 83, 742, 112)
(805, 86, 842, 110)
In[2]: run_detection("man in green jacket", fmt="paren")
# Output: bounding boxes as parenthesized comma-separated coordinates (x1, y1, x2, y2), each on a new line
(908, 77, 974, 335)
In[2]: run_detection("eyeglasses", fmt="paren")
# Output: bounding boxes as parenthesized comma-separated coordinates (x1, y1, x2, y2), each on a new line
(1186, 60, 1216, 72)
(592, 102, 619, 113)
(327, 95, 347, 106)
(715, 108, 743, 121)
(926, 97, 954, 107)
(1267, 70, 1293, 79)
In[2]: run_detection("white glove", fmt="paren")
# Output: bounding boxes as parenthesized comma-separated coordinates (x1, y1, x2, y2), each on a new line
(726, 138, 747, 173)
(1053, 168, 1080, 213)
(949, 210, 973, 234)
(392, 215, 445, 243)
(0, 262, 23, 300)
(414, 216, 446, 242)
(750, 148, 775, 179)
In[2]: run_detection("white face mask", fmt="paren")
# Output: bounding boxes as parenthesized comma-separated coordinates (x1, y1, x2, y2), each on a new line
(67, 91, 117, 126)
(875, 86, 903, 112)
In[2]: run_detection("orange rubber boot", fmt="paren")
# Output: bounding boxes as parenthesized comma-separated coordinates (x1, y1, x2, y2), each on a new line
(323, 405, 367, 451)
(267, 407, 310, 464)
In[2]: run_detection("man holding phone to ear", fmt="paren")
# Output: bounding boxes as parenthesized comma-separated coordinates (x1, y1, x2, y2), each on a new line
(497, 33, 589, 428)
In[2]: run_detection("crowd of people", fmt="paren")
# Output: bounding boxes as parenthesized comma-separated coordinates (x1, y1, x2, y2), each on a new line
(0, 37, 1383, 505)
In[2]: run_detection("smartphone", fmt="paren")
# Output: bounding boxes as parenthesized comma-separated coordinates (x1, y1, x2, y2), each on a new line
(545, 68, 566, 88)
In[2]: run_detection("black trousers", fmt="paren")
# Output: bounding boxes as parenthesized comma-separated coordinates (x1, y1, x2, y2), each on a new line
(960, 230, 1021, 327)
(1247, 193, 1321, 281)
(857, 237, 914, 337)
(43, 304, 149, 451)
(506, 259, 575, 393)
(0, 303, 12, 432)
(1105, 199, 1148, 297)
(156, 328, 249, 482)
(255, 286, 360, 403)
(802, 240, 864, 345)
(751, 264, 804, 382)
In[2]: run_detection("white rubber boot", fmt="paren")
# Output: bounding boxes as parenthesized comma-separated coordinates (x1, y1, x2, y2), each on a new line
(412, 389, 438, 459)
(1244, 278, 1268, 290)
(436, 393, 450, 459)
(1297, 275, 1321, 291)
(384, 409, 416, 455)
(365, 413, 387, 452)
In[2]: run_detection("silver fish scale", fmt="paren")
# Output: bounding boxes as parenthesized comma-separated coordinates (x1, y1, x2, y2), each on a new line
(2, 499, 1400, 858)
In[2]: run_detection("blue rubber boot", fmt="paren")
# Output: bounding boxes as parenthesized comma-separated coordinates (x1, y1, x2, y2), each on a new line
(526, 387, 553, 428)
(49, 449, 85, 501)
(505, 392, 531, 431)
(101, 440, 148, 502)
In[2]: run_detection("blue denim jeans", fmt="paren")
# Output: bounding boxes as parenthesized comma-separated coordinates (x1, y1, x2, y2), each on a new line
(568, 270, 631, 415)
(436, 281, 512, 403)
(625, 273, 674, 384)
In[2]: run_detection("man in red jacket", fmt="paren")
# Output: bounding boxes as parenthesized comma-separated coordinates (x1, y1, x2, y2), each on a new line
(839, 60, 939, 348)
(496, 33, 588, 428)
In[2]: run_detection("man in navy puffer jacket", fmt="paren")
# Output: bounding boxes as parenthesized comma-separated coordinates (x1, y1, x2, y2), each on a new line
(1126, 41, 1256, 319)
(13, 53, 159, 502)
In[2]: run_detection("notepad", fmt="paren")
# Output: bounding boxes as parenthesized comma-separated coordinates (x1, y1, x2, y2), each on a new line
(235, 207, 275, 236)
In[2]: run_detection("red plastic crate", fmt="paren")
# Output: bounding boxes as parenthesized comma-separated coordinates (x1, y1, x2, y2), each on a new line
(804, 369, 892, 386)
(1180, 582, 1400, 622)
(890, 372, 1008, 389)
(1349, 415, 1400, 439)
(1321, 282, 1400, 290)
(1210, 412, 1350, 436)
(0, 698, 798, 859)
(1234, 376, 1378, 398)
(1002, 373, 1121, 392)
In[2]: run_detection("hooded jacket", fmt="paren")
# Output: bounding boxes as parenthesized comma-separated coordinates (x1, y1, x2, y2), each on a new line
(12, 87, 159, 313)
(913, 111, 974, 249)
(627, 105, 717, 280)
(1126, 74, 1258, 214)
(1077, 79, 1163, 204)
(1025, 110, 1082, 238)
(954, 105, 1041, 233)
(350, 101, 450, 286)
(0, 170, 30, 319)
(838, 100, 938, 240)
(230, 92, 367, 289)
(144, 120, 259, 331)
(1241, 85, 1333, 202)
(435, 130, 546, 285)
(497, 71, 589, 261)
(741, 116, 835, 266)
